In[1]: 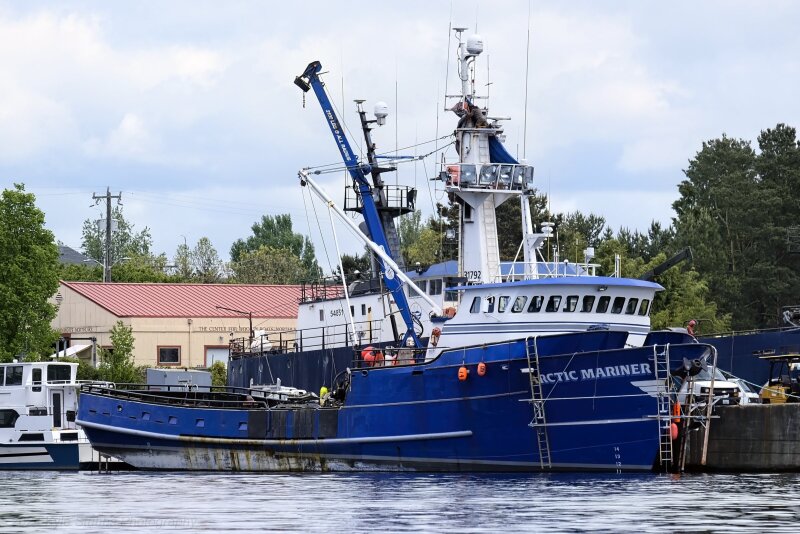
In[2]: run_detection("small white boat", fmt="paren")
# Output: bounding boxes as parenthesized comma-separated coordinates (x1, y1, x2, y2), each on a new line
(0, 360, 119, 469)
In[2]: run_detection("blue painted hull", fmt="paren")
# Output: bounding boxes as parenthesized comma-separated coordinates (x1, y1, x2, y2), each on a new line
(78, 332, 712, 472)
(0, 442, 80, 470)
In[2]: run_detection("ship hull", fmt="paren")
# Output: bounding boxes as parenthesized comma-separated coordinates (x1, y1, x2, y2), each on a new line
(78, 333, 711, 472)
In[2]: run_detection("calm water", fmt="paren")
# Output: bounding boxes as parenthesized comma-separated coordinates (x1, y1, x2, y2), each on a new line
(1, 471, 798, 533)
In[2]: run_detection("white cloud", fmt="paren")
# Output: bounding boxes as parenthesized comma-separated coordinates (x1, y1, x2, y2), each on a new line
(83, 112, 159, 160)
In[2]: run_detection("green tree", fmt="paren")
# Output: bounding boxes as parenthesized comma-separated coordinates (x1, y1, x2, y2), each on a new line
(337, 250, 372, 278)
(0, 184, 60, 361)
(112, 254, 171, 283)
(495, 192, 550, 260)
(230, 246, 307, 284)
(210, 360, 227, 387)
(98, 321, 144, 384)
(673, 126, 800, 328)
(230, 214, 320, 280)
(59, 262, 102, 282)
(191, 237, 223, 283)
(173, 242, 194, 281)
(81, 205, 153, 264)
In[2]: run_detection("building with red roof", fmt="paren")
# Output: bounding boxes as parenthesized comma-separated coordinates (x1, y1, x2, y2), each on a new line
(52, 281, 301, 368)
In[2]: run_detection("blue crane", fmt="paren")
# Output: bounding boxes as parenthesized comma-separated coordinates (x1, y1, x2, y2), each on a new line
(294, 61, 423, 349)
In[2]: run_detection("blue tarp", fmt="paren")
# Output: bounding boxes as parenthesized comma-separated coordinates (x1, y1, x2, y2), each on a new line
(489, 136, 519, 164)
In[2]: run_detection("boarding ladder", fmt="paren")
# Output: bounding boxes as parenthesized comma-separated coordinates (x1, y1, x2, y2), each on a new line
(525, 336, 552, 469)
(481, 196, 501, 282)
(653, 344, 673, 471)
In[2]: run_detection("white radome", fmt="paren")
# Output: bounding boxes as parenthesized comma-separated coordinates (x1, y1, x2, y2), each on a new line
(466, 34, 484, 55)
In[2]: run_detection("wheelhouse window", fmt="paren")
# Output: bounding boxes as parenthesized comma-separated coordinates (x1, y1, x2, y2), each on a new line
(597, 296, 611, 313)
(611, 297, 626, 314)
(625, 298, 639, 315)
(527, 296, 543, 313)
(0, 409, 18, 428)
(545, 296, 562, 312)
(485, 296, 496, 313)
(46, 365, 71, 383)
(32, 368, 41, 392)
(564, 295, 579, 312)
(638, 299, 651, 316)
(4, 366, 22, 386)
(470, 297, 481, 313)
(158, 347, 181, 365)
(581, 296, 596, 313)
(410, 280, 427, 298)
(428, 279, 442, 296)
(511, 296, 528, 313)
(498, 296, 510, 313)
(319, 309, 324, 321)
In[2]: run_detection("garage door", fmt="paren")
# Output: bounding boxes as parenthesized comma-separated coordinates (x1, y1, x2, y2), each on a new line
(205, 347, 229, 368)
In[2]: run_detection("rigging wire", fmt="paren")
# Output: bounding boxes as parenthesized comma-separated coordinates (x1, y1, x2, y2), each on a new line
(523, 0, 532, 160)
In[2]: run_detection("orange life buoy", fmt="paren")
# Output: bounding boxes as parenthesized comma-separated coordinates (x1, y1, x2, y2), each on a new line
(458, 365, 469, 381)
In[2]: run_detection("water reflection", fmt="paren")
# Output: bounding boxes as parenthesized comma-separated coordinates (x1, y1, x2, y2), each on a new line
(1, 472, 799, 533)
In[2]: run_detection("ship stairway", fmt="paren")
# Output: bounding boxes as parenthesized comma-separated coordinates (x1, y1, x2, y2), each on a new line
(524, 336, 552, 470)
(653, 344, 673, 471)
(381, 212, 406, 272)
(481, 197, 501, 282)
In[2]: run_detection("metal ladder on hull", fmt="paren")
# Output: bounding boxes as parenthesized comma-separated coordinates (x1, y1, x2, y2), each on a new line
(653, 345, 673, 471)
(525, 336, 552, 469)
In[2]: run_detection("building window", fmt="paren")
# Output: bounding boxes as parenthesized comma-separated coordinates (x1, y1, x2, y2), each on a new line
(611, 297, 626, 314)
(638, 299, 651, 316)
(470, 297, 481, 313)
(0, 409, 18, 428)
(498, 296, 510, 313)
(512, 296, 528, 313)
(361, 304, 366, 316)
(428, 279, 442, 296)
(596, 296, 611, 313)
(527, 296, 543, 313)
(581, 296, 595, 313)
(563, 296, 579, 312)
(4, 366, 22, 386)
(158, 347, 181, 365)
(625, 298, 639, 315)
(545, 296, 562, 312)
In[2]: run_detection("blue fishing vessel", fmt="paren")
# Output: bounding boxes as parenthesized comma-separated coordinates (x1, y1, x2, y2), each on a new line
(77, 30, 716, 472)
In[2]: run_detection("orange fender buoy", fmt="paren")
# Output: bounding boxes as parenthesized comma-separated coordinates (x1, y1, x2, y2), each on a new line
(361, 346, 376, 367)
(670, 423, 679, 441)
(477, 362, 487, 376)
(458, 366, 469, 381)
(672, 401, 681, 424)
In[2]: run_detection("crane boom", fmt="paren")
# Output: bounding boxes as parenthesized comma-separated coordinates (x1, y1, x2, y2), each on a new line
(295, 61, 424, 348)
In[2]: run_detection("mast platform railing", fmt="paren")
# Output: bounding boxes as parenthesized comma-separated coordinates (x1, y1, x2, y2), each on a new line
(439, 163, 534, 192)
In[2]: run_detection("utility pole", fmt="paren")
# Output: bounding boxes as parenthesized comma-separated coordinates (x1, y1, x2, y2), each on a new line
(92, 187, 122, 283)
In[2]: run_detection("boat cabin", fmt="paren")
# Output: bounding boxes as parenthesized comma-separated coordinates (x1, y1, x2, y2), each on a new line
(0, 362, 80, 440)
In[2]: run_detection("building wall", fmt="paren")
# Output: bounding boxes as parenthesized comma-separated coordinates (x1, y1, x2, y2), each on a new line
(52, 284, 297, 367)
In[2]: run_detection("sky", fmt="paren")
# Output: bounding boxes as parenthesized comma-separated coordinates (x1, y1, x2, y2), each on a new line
(2, 1, 799, 273)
